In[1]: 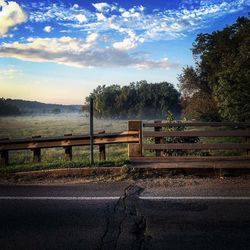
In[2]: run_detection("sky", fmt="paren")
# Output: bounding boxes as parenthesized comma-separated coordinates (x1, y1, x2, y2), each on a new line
(0, 0, 249, 104)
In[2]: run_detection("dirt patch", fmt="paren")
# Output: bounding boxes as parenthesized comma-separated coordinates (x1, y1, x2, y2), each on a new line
(1, 166, 250, 186)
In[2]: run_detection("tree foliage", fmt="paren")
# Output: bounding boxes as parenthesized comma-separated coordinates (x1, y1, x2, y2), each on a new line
(179, 14, 250, 121)
(0, 98, 21, 116)
(86, 81, 181, 118)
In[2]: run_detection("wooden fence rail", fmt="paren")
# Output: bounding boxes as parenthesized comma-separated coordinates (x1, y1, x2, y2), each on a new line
(129, 120, 250, 168)
(143, 122, 250, 127)
(0, 131, 139, 166)
(1, 120, 250, 169)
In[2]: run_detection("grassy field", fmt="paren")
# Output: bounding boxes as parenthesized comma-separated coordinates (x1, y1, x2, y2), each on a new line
(0, 113, 128, 166)
(0, 114, 247, 170)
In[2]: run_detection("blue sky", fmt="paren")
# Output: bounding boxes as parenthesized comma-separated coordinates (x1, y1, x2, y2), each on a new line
(0, 0, 249, 104)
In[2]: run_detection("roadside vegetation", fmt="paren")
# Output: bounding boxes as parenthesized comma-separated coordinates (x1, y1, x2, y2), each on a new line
(0, 159, 130, 175)
(178, 15, 250, 122)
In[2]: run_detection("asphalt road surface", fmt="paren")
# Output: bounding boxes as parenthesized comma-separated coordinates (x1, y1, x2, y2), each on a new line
(1, 181, 250, 250)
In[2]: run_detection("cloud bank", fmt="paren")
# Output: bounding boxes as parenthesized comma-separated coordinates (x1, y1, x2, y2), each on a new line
(0, 36, 177, 69)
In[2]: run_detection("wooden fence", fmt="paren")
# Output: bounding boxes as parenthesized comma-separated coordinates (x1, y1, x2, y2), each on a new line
(1, 120, 250, 168)
(0, 130, 139, 166)
(128, 120, 250, 168)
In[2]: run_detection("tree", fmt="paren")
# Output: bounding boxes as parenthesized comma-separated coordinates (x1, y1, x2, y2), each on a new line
(86, 81, 181, 118)
(179, 14, 250, 121)
(0, 98, 21, 116)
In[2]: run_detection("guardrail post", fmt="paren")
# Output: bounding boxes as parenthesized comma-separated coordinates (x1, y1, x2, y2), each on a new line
(64, 146, 72, 161)
(64, 134, 73, 161)
(0, 150, 9, 166)
(98, 131, 106, 161)
(247, 136, 250, 156)
(155, 120, 163, 157)
(128, 120, 142, 158)
(32, 148, 41, 163)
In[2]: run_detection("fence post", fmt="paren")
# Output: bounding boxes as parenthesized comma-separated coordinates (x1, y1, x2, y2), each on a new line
(247, 136, 250, 156)
(64, 146, 72, 161)
(64, 134, 73, 161)
(32, 148, 41, 163)
(98, 131, 106, 161)
(128, 120, 142, 158)
(155, 120, 163, 157)
(0, 150, 9, 166)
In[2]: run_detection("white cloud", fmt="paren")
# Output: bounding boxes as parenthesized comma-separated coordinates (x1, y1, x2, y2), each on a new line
(86, 33, 98, 43)
(135, 58, 172, 70)
(96, 12, 106, 21)
(29, 3, 90, 24)
(92, 2, 110, 12)
(0, 37, 178, 69)
(0, 0, 27, 37)
(75, 14, 87, 23)
(121, 11, 140, 18)
(113, 38, 136, 50)
(72, 4, 79, 9)
(27, 0, 250, 49)
(43, 25, 53, 33)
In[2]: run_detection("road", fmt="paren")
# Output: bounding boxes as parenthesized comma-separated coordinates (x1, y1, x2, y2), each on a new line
(0, 181, 250, 250)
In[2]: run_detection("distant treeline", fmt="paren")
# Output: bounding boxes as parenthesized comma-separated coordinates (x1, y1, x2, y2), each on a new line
(0, 100, 21, 116)
(86, 81, 181, 119)
(0, 98, 81, 116)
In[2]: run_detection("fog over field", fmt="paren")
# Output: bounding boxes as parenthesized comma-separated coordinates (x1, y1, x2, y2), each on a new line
(0, 113, 127, 139)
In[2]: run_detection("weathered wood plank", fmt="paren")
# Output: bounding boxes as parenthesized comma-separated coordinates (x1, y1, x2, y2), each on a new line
(154, 121, 163, 157)
(143, 130, 250, 137)
(98, 131, 106, 161)
(64, 146, 72, 161)
(144, 122, 250, 127)
(0, 150, 9, 166)
(129, 156, 250, 169)
(130, 156, 250, 162)
(0, 132, 140, 151)
(128, 121, 142, 157)
(143, 143, 250, 150)
(32, 148, 41, 163)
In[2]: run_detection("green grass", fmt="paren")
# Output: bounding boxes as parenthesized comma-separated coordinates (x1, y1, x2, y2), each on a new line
(0, 158, 130, 175)
(0, 113, 129, 166)
(1, 115, 248, 170)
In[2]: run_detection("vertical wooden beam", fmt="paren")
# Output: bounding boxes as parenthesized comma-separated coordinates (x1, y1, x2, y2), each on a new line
(64, 146, 72, 161)
(64, 134, 73, 161)
(155, 120, 163, 157)
(98, 131, 106, 161)
(0, 150, 9, 166)
(128, 120, 142, 158)
(247, 136, 250, 156)
(32, 148, 41, 163)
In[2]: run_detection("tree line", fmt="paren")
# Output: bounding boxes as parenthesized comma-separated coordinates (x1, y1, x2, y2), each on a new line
(0, 98, 21, 116)
(86, 81, 181, 119)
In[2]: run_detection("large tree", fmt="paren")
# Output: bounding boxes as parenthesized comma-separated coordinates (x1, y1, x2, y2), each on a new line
(179, 14, 250, 121)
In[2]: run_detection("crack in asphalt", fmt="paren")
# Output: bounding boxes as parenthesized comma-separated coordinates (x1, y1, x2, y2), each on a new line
(98, 185, 152, 250)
